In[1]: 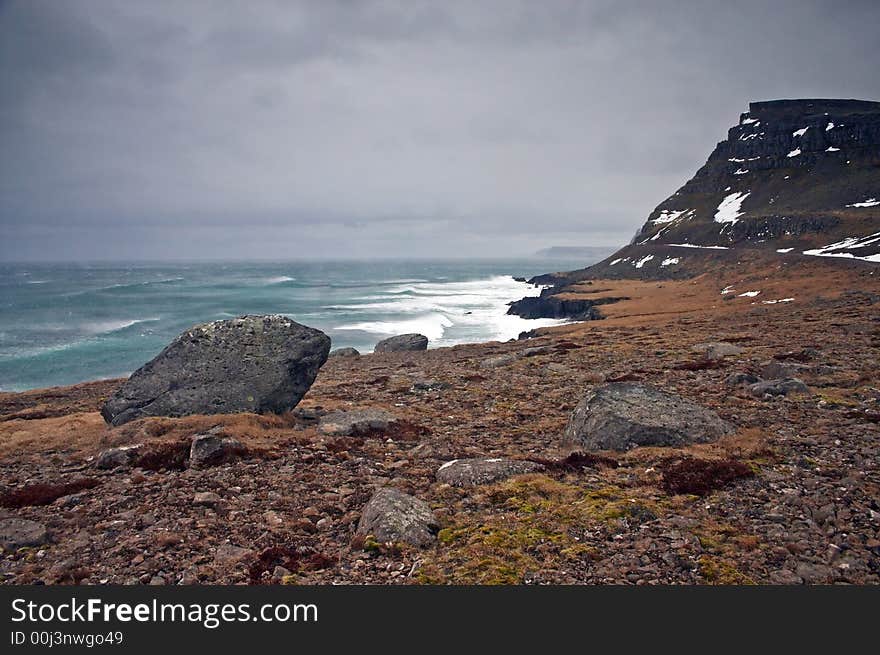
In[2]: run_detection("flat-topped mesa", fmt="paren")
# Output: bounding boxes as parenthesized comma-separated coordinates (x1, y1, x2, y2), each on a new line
(745, 98, 880, 122)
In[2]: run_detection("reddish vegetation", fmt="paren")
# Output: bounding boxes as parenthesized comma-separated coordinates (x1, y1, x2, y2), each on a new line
(0, 477, 101, 508)
(531, 451, 619, 472)
(659, 457, 754, 496)
(134, 440, 191, 471)
(248, 545, 337, 583)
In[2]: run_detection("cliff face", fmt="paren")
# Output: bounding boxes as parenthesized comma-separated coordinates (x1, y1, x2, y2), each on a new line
(549, 99, 880, 285)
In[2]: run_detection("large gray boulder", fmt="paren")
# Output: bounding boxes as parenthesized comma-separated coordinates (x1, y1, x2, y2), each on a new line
(357, 488, 438, 547)
(374, 333, 428, 353)
(101, 315, 330, 426)
(329, 347, 360, 358)
(562, 383, 733, 452)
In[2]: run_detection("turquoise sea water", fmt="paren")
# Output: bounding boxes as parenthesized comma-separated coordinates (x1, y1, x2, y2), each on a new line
(0, 258, 598, 391)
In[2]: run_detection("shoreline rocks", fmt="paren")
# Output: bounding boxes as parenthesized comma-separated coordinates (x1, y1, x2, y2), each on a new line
(101, 315, 330, 426)
(374, 333, 428, 353)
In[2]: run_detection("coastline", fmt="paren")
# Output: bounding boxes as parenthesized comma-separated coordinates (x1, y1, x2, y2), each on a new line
(2, 261, 879, 584)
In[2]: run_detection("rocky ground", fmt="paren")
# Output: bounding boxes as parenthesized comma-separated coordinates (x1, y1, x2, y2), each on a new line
(1, 265, 878, 585)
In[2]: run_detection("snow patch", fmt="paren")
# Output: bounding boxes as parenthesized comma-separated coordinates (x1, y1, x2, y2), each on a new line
(762, 298, 795, 305)
(660, 257, 680, 267)
(634, 255, 654, 269)
(438, 459, 459, 471)
(787, 148, 801, 158)
(825, 121, 835, 131)
(776, 248, 794, 253)
(846, 198, 880, 208)
(802, 231, 880, 263)
(737, 291, 761, 298)
(669, 243, 730, 250)
(714, 191, 750, 224)
(826, 146, 840, 152)
(653, 209, 692, 224)
(721, 285, 736, 295)
(741, 117, 759, 125)
(792, 127, 809, 138)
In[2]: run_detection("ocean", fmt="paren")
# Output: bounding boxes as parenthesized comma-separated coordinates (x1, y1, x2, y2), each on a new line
(0, 257, 598, 392)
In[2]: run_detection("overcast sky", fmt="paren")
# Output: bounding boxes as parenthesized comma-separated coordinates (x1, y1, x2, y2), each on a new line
(2, 0, 879, 261)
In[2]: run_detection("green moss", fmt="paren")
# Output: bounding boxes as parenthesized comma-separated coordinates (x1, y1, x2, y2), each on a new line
(698, 556, 754, 585)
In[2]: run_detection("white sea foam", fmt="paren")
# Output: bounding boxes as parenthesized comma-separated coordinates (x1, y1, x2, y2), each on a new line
(84, 318, 161, 335)
(333, 275, 567, 348)
(263, 276, 296, 285)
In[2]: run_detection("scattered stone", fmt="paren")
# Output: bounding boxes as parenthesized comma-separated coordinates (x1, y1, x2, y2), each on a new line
(521, 345, 553, 357)
(374, 333, 429, 353)
(214, 544, 253, 565)
(749, 378, 810, 397)
(435, 457, 545, 487)
(760, 361, 808, 380)
(94, 444, 142, 470)
(725, 372, 760, 387)
(189, 433, 246, 468)
(329, 347, 360, 358)
(0, 518, 49, 550)
(691, 342, 744, 360)
(481, 354, 518, 369)
(193, 492, 222, 507)
(546, 363, 571, 374)
(319, 409, 396, 436)
(410, 379, 451, 392)
(562, 383, 733, 451)
(357, 488, 438, 547)
(101, 315, 331, 426)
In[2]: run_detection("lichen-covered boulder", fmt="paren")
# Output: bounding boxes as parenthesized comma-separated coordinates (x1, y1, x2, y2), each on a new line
(563, 383, 733, 452)
(329, 347, 360, 358)
(357, 488, 438, 547)
(101, 315, 330, 426)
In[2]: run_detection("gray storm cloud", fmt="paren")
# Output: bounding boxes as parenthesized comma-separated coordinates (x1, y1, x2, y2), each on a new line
(1, 0, 879, 260)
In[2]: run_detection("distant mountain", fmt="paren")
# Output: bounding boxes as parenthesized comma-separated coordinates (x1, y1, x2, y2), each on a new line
(539, 99, 880, 284)
(534, 246, 615, 258)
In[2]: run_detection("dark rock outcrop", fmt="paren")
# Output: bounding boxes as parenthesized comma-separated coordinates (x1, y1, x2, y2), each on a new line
(356, 488, 438, 547)
(374, 333, 428, 353)
(562, 383, 733, 451)
(436, 457, 545, 487)
(507, 295, 612, 320)
(101, 315, 330, 426)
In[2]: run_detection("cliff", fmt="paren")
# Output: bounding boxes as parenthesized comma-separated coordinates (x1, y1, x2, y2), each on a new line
(510, 99, 880, 318)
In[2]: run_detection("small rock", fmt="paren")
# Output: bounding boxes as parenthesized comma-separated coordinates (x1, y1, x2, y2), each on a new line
(319, 409, 396, 436)
(725, 372, 760, 387)
(193, 491, 222, 507)
(749, 378, 809, 398)
(521, 345, 552, 357)
(357, 488, 438, 547)
(436, 457, 545, 487)
(272, 566, 292, 579)
(410, 379, 451, 392)
(329, 347, 360, 358)
(374, 334, 428, 353)
(481, 354, 518, 369)
(95, 444, 143, 470)
(316, 518, 332, 531)
(214, 544, 253, 565)
(691, 342, 744, 360)
(189, 433, 246, 468)
(0, 518, 49, 551)
(760, 361, 808, 380)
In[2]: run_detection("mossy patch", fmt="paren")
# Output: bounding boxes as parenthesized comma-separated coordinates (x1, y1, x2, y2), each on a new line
(419, 474, 663, 584)
(698, 555, 754, 585)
